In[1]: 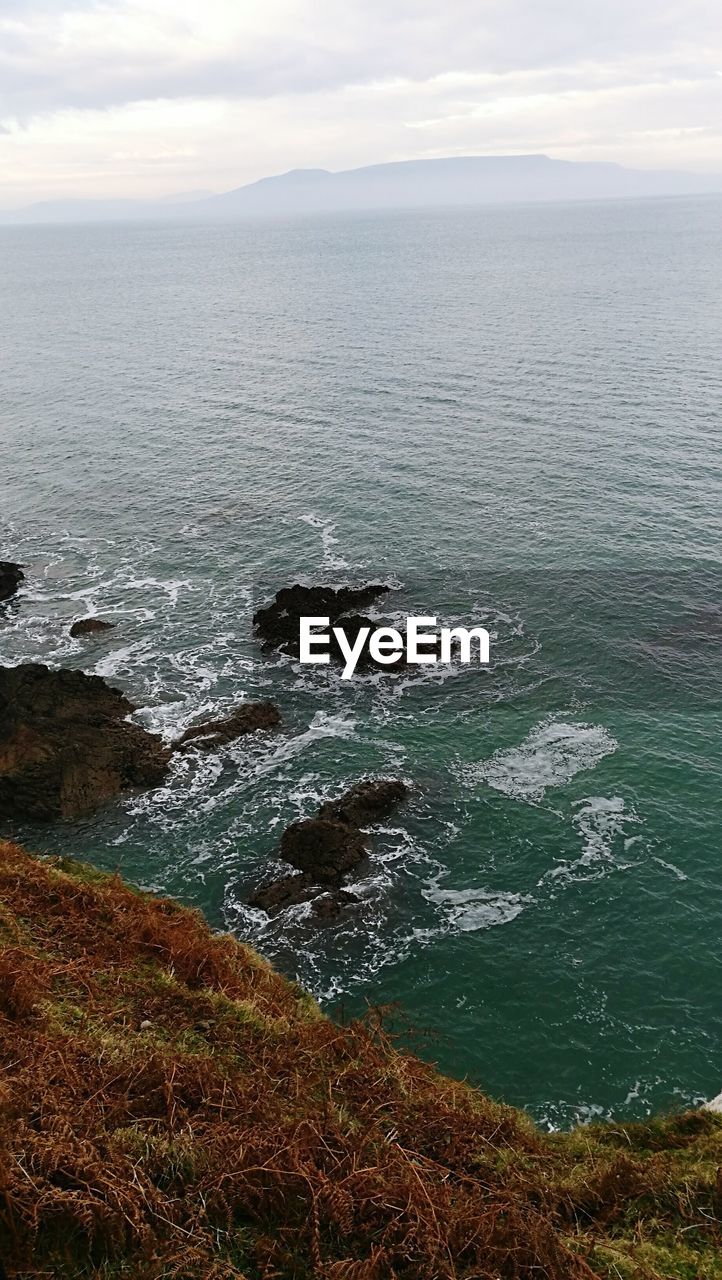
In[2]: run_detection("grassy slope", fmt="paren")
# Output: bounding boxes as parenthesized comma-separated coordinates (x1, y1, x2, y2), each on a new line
(0, 840, 720, 1280)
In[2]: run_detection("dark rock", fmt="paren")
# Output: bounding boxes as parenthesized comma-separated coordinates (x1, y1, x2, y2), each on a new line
(253, 582, 390, 656)
(174, 701, 281, 752)
(0, 562, 24, 603)
(318, 779, 409, 827)
(0, 663, 171, 821)
(248, 875, 359, 917)
(248, 778, 409, 916)
(327, 613, 406, 672)
(247, 871, 318, 912)
(280, 817, 367, 881)
(309, 890, 358, 921)
(252, 582, 445, 673)
(69, 618, 116, 638)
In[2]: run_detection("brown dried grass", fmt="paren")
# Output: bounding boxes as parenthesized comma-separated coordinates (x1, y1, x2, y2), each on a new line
(0, 840, 720, 1280)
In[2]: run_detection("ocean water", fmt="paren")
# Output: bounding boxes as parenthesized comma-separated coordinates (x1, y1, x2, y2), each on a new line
(1, 196, 721, 1129)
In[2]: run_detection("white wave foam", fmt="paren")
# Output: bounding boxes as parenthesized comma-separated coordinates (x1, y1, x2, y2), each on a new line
(299, 513, 350, 570)
(470, 719, 618, 803)
(423, 880, 529, 933)
(231, 712, 360, 788)
(118, 575, 192, 608)
(545, 795, 641, 885)
(93, 640, 156, 680)
(652, 856, 688, 882)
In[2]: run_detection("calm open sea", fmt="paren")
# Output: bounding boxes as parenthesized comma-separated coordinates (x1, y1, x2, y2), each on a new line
(2, 196, 721, 1128)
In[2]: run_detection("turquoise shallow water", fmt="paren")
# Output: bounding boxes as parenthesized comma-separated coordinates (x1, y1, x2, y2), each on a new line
(1, 197, 721, 1128)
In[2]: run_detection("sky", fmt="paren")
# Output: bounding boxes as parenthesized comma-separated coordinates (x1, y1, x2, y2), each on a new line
(1, 0, 722, 207)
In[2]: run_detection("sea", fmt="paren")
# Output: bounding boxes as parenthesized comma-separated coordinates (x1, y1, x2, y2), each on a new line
(1, 195, 721, 1129)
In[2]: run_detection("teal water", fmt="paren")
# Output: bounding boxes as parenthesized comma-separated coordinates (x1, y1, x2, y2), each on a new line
(1, 197, 721, 1128)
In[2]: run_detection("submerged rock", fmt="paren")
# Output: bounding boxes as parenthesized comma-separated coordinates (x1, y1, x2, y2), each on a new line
(70, 618, 116, 638)
(280, 818, 367, 880)
(0, 663, 171, 821)
(318, 778, 409, 827)
(174, 701, 281, 752)
(0, 562, 24, 603)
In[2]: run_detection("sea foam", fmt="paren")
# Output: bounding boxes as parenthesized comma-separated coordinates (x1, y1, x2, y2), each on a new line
(469, 718, 618, 803)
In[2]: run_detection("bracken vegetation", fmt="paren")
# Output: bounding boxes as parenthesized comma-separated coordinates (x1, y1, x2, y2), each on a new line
(0, 839, 721, 1279)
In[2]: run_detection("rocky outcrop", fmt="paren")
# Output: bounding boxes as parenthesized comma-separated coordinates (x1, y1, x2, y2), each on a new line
(0, 663, 170, 821)
(248, 872, 360, 920)
(249, 778, 408, 914)
(324, 612, 406, 672)
(253, 583, 392, 664)
(69, 618, 116, 638)
(253, 582, 444, 674)
(309, 890, 359, 921)
(318, 778, 409, 827)
(0, 562, 24, 603)
(174, 701, 281, 752)
(248, 871, 318, 912)
(280, 818, 368, 879)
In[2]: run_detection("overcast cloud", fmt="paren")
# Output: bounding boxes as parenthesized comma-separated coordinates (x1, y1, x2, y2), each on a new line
(1, 0, 721, 206)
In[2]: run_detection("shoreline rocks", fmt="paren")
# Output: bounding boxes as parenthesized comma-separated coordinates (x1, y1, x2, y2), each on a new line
(318, 778, 409, 827)
(309, 889, 359, 921)
(280, 817, 368, 879)
(70, 618, 116, 638)
(248, 777, 409, 915)
(5, 565, 411, 929)
(0, 663, 171, 821)
(253, 582, 447, 674)
(248, 871, 318, 912)
(253, 583, 391, 656)
(254, 582, 406, 671)
(174, 701, 281, 752)
(0, 562, 24, 603)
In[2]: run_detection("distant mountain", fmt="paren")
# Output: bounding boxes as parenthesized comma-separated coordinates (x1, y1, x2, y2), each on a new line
(203, 155, 722, 216)
(3, 154, 721, 225)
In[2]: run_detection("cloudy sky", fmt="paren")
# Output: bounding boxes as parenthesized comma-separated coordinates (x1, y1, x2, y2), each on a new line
(1, 0, 722, 207)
